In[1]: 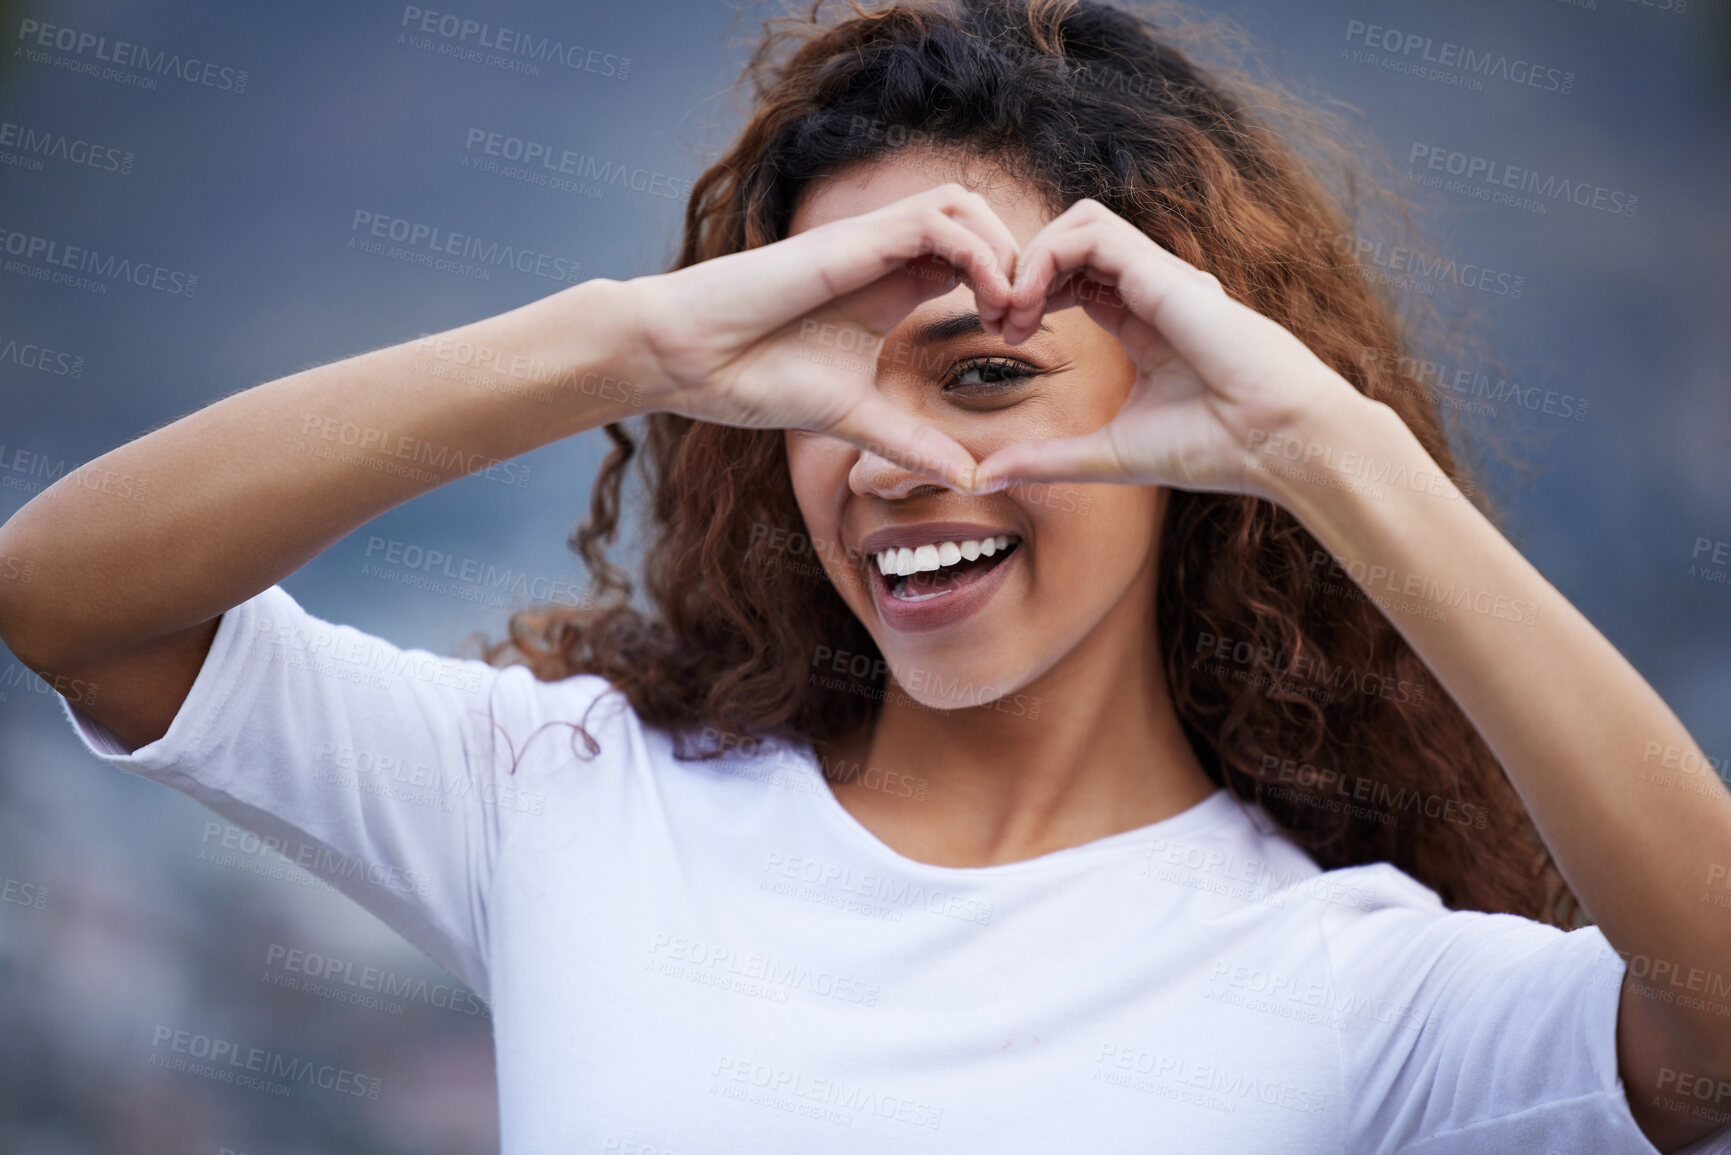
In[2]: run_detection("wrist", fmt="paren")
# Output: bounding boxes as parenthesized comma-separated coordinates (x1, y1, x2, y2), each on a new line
(1243, 383, 1426, 521)
(490, 276, 659, 425)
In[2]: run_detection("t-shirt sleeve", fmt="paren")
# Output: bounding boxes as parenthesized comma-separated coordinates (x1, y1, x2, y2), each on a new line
(1328, 864, 1731, 1155)
(53, 583, 549, 1004)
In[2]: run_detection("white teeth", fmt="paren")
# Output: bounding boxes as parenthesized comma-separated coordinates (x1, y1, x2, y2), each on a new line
(873, 534, 1019, 578)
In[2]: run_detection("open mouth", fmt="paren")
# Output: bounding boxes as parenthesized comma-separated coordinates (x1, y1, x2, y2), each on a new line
(874, 534, 1021, 602)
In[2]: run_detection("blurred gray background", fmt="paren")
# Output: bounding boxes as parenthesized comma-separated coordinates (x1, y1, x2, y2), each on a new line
(2, 0, 1728, 1151)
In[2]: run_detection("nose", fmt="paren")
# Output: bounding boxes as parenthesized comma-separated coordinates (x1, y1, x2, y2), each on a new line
(848, 447, 950, 501)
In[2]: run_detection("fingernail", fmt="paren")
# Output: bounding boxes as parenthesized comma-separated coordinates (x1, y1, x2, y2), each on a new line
(972, 473, 1008, 496)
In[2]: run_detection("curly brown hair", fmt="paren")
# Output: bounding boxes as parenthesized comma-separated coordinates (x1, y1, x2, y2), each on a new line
(483, 0, 1577, 927)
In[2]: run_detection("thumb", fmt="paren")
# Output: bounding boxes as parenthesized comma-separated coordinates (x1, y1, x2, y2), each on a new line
(972, 428, 1132, 492)
(830, 393, 980, 492)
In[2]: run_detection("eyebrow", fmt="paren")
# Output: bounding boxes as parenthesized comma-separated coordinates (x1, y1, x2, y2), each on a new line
(908, 311, 1053, 345)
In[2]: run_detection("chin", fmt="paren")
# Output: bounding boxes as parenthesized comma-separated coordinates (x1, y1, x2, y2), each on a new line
(876, 644, 1037, 712)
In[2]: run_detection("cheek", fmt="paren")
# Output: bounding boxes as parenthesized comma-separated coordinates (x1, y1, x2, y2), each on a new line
(1025, 484, 1160, 596)
(785, 431, 853, 546)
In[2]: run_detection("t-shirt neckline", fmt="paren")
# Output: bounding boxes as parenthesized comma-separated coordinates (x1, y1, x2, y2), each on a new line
(785, 740, 1244, 878)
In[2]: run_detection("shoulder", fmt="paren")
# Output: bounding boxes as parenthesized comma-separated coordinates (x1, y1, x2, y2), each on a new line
(493, 671, 812, 801)
(1208, 795, 1554, 940)
(1202, 799, 1588, 979)
(1285, 856, 1614, 1028)
(481, 669, 641, 771)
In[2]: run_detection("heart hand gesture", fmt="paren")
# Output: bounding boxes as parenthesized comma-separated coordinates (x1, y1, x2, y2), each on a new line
(972, 199, 1365, 500)
(625, 184, 1022, 492)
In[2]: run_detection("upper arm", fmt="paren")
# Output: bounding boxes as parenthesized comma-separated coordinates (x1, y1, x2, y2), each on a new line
(1618, 969, 1731, 1151)
(43, 617, 221, 752)
(53, 584, 548, 1000)
(1322, 871, 1701, 1154)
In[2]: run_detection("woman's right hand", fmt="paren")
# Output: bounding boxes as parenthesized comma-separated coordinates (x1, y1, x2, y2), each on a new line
(619, 184, 1021, 491)
(0, 187, 1017, 748)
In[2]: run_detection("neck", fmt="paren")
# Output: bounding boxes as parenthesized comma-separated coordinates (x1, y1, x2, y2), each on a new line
(819, 573, 1218, 868)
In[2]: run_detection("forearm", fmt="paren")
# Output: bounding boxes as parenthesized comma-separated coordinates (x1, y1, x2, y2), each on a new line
(1264, 391, 1731, 1063)
(0, 277, 644, 668)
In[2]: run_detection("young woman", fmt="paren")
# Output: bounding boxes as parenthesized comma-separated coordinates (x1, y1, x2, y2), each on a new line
(2, 1, 1726, 1151)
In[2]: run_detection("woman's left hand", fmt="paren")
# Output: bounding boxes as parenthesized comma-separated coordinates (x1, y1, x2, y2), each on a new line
(970, 199, 1369, 499)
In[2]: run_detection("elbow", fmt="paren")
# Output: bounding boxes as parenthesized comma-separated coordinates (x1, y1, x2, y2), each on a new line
(0, 523, 64, 673)
(0, 586, 62, 676)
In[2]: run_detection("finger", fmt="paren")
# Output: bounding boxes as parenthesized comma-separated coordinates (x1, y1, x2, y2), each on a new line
(915, 187, 1023, 327)
(1043, 271, 1131, 335)
(891, 218, 1016, 326)
(839, 254, 969, 340)
(829, 393, 979, 492)
(844, 182, 1022, 309)
(1014, 200, 1204, 300)
(1033, 271, 1184, 381)
(771, 206, 1017, 334)
(1004, 205, 1211, 342)
(1014, 223, 1271, 388)
(1004, 210, 1146, 342)
(795, 252, 998, 384)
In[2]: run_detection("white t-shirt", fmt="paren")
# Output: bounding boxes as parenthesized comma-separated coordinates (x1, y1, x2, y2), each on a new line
(57, 584, 1730, 1155)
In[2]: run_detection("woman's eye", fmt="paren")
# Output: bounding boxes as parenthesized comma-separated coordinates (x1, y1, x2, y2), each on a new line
(945, 357, 1041, 391)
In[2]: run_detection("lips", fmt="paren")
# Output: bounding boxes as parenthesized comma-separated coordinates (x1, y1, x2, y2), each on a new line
(858, 521, 1023, 633)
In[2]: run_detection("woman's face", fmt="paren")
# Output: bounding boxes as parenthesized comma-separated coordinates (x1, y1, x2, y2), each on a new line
(784, 149, 1167, 709)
